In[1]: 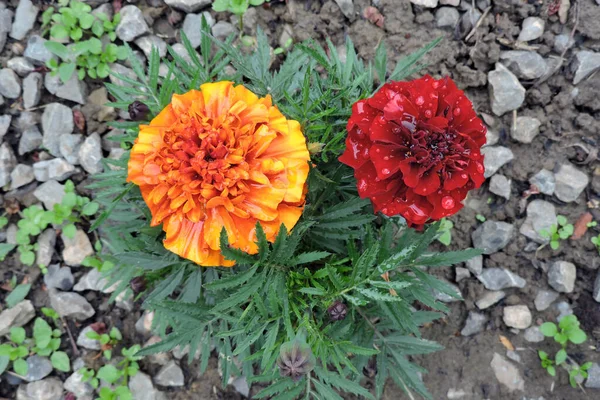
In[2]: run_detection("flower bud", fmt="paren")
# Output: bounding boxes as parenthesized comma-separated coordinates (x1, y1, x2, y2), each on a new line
(128, 101, 150, 121)
(277, 339, 316, 382)
(307, 142, 324, 156)
(130, 276, 146, 294)
(327, 301, 347, 321)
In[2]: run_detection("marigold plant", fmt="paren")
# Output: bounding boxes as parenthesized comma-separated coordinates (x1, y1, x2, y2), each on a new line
(127, 81, 310, 266)
(91, 20, 483, 399)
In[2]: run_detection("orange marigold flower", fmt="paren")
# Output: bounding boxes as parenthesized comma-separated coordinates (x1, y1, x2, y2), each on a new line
(127, 81, 310, 267)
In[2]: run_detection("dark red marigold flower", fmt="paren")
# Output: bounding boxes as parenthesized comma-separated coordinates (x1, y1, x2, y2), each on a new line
(339, 75, 486, 226)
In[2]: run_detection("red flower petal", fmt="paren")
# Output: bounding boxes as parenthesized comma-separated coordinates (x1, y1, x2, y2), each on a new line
(339, 126, 371, 169)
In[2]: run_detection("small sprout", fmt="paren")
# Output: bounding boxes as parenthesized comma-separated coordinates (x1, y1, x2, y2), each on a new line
(475, 214, 486, 222)
(591, 234, 600, 254)
(587, 221, 597, 228)
(540, 215, 574, 250)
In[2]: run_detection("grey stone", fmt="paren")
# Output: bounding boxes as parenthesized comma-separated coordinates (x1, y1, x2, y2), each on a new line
(503, 305, 532, 329)
(144, 336, 172, 366)
(44, 264, 74, 291)
(506, 350, 521, 363)
(116, 6, 149, 42)
(154, 361, 185, 387)
(409, 0, 438, 6)
(78, 133, 103, 174)
(555, 301, 573, 321)
(279, 24, 294, 50)
(534, 289, 559, 311)
(87, 87, 116, 122)
(109, 63, 137, 87)
(33, 180, 65, 210)
(465, 255, 483, 275)
(477, 268, 526, 290)
(42, 103, 74, 156)
(571, 51, 600, 85)
(433, 281, 461, 303)
(10, 164, 34, 189)
(73, 268, 114, 292)
(447, 389, 467, 399)
(476, 290, 505, 310)
(472, 220, 514, 254)
(172, 344, 202, 361)
(524, 326, 544, 343)
(548, 261, 576, 293)
(59, 134, 83, 165)
(17, 378, 63, 400)
(518, 17, 544, 42)
(44, 73, 88, 104)
(488, 63, 525, 116)
(7, 57, 35, 76)
(135, 35, 167, 58)
(49, 290, 95, 320)
(171, 43, 200, 66)
(76, 326, 102, 350)
(0, 300, 35, 336)
(481, 146, 514, 178)
(130, 371, 166, 400)
(19, 126, 43, 155)
(0, 7, 13, 35)
(22, 72, 42, 109)
(455, 267, 470, 282)
(17, 112, 40, 132)
(115, 291, 134, 312)
(164, 0, 211, 12)
(211, 21, 237, 40)
(33, 158, 76, 182)
(64, 369, 94, 398)
(182, 13, 206, 48)
(6, 224, 18, 245)
(92, 3, 113, 20)
(461, 311, 487, 336)
(519, 200, 557, 244)
(529, 169, 555, 195)
(554, 34, 574, 54)
(108, 148, 126, 169)
(334, 0, 354, 19)
(585, 363, 600, 388)
(435, 7, 459, 28)
(0, 142, 17, 187)
(511, 116, 541, 144)
(232, 376, 250, 398)
(24, 36, 55, 66)
(61, 229, 94, 266)
(489, 174, 511, 200)
(554, 163, 589, 202)
(0, 114, 10, 142)
(9, 0, 39, 40)
(500, 51, 547, 80)
(490, 353, 524, 392)
(24, 356, 53, 382)
(135, 311, 155, 337)
(0, 68, 21, 99)
(0, 32, 5, 55)
(594, 271, 600, 303)
(36, 229, 56, 267)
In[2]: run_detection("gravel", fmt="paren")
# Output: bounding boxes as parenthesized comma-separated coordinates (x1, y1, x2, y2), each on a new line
(410, 0, 438, 7)
(0, 114, 9, 142)
(481, 146, 514, 178)
(465, 255, 483, 275)
(64, 369, 94, 398)
(489, 174, 511, 199)
(488, 63, 525, 116)
(475, 290, 506, 310)
(49, 290, 95, 321)
(519, 200, 557, 244)
(23, 35, 55, 66)
(503, 305, 532, 329)
(154, 361, 185, 387)
(211, 21, 237, 40)
(35, 229, 56, 267)
(510, 116, 541, 144)
(517, 17, 545, 42)
(7, 57, 35, 76)
(44, 73, 88, 104)
(0, 68, 21, 99)
(9, 0, 38, 41)
(33, 180, 65, 210)
(129, 371, 167, 400)
(534, 289, 560, 311)
(61, 229, 94, 266)
(490, 353, 525, 392)
(16, 378, 64, 400)
(477, 268, 526, 290)
(23, 356, 53, 382)
(585, 363, 600, 389)
(524, 326, 544, 343)
(135, 35, 168, 58)
(547, 261, 576, 293)
(500, 51, 547, 80)
(164, 0, 211, 12)
(460, 311, 487, 336)
(10, 164, 34, 189)
(43, 264, 74, 291)
(33, 158, 76, 182)
(594, 272, 600, 303)
(116, 6, 150, 42)
(0, 300, 35, 336)
(0, 142, 16, 187)
(78, 133, 104, 174)
(554, 163, 589, 202)
(59, 134, 83, 165)
(571, 50, 600, 85)
(19, 126, 43, 155)
(435, 7, 459, 28)
(41, 103, 74, 157)
(76, 326, 102, 350)
(471, 220, 514, 254)
(529, 169, 555, 195)
(22, 72, 42, 109)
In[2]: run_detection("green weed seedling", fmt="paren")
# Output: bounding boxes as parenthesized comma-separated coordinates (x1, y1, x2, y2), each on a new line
(436, 218, 453, 246)
(0, 316, 70, 377)
(42, 0, 125, 82)
(86, 327, 122, 360)
(13, 180, 99, 267)
(539, 315, 591, 389)
(213, 0, 269, 32)
(591, 233, 600, 254)
(540, 215, 574, 250)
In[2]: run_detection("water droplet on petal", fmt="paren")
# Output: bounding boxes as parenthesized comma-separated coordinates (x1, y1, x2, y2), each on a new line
(461, 173, 468, 179)
(453, 107, 461, 116)
(382, 208, 388, 214)
(441, 196, 455, 210)
(415, 96, 425, 106)
(475, 162, 484, 174)
(424, 110, 432, 118)
(381, 168, 391, 175)
(375, 148, 381, 153)
(359, 179, 367, 191)
(383, 156, 389, 160)
(432, 81, 439, 89)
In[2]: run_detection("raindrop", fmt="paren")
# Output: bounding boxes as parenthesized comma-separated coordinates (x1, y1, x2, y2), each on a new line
(384, 156, 389, 160)
(475, 162, 484, 174)
(441, 196, 455, 210)
(453, 108, 461, 116)
(381, 168, 391, 175)
(424, 110, 432, 118)
(359, 179, 368, 191)
(382, 208, 388, 214)
(415, 96, 425, 106)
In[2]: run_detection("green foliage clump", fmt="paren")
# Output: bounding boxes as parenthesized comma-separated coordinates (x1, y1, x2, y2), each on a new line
(539, 315, 591, 388)
(591, 233, 600, 254)
(86, 327, 122, 360)
(213, 0, 268, 16)
(80, 344, 142, 400)
(4, 180, 99, 268)
(540, 215, 574, 250)
(0, 314, 70, 377)
(91, 18, 469, 399)
(42, 0, 125, 82)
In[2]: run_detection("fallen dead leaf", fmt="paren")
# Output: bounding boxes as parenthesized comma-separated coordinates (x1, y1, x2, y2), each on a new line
(572, 212, 593, 240)
(363, 6, 384, 28)
(499, 335, 515, 351)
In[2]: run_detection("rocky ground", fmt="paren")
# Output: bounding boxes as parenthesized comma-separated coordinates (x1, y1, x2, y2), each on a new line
(1, 0, 600, 399)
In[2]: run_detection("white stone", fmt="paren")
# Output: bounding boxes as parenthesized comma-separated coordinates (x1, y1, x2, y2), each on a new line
(410, 0, 438, 7)
(488, 63, 525, 116)
(511, 116, 541, 144)
(503, 305, 532, 329)
(61, 229, 94, 266)
(547, 261, 576, 293)
(518, 17, 544, 42)
(554, 163, 589, 202)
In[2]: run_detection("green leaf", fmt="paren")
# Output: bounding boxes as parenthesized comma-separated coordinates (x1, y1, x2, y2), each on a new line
(557, 215, 568, 226)
(50, 24, 69, 39)
(82, 202, 100, 216)
(389, 36, 442, 82)
(0, 356, 9, 376)
(13, 358, 28, 376)
(6, 284, 31, 308)
(374, 42, 387, 82)
(34, 318, 53, 348)
(70, 27, 83, 41)
(96, 62, 110, 78)
(219, 228, 256, 265)
(97, 364, 121, 384)
(204, 264, 258, 291)
(212, 0, 230, 12)
(568, 329, 587, 344)
(92, 20, 104, 37)
(44, 41, 70, 60)
(62, 224, 77, 239)
(79, 13, 95, 29)
(58, 62, 76, 83)
(538, 350, 548, 360)
(540, 322, 557, 337)
(51, 351, 71, 372)
(547, 365, 556, 377)
(10, 327, 26, 344)
(555, 348, 567, 365)
(0, 243, 16, 260)
(20, 250, 35, 266)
